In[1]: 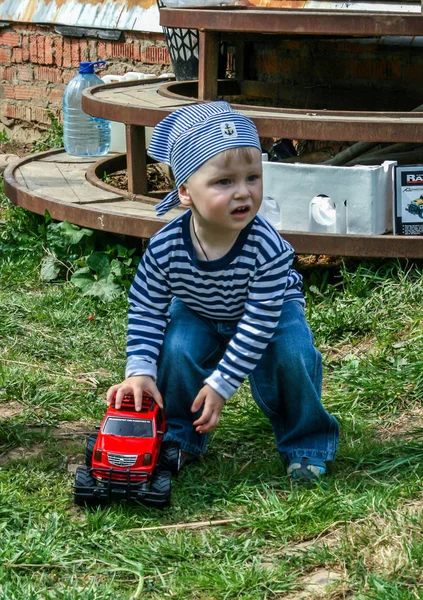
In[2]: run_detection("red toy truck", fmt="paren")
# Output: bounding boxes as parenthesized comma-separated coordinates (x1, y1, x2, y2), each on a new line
(73, 393, 181, 508)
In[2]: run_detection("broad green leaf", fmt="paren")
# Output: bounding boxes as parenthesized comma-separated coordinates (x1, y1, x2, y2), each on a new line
(40, 256, 61, 281)
(87, 252, 111, 279)
(71, 268, 122, 302)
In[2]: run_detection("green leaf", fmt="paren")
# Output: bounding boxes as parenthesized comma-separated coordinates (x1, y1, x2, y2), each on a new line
(71, 267, 122, 302)
(60, 221, 93, 245)
(40, 256, 61, 281)
(110, 259, 123, 278)
(71, 267, 95, 293)
(87, 252, 111, 279)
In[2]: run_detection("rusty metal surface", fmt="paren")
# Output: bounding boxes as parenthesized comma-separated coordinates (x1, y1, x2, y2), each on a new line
(82, 78, 423, 143)
(4, 149, 423, 257)
(245, 1, 419, 10)
(160, 7, 423, 36)
(0, 0, 162, 33)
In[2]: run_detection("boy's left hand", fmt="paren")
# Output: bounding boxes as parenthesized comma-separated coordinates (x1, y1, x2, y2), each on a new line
(191, 385, 225, 433)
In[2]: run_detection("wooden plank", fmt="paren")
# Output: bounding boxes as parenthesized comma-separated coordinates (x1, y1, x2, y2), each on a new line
(18, 161, 121, 204)
(91, 199, 180, 221)
(198, 30, 219, 100)
(118, 90, 194, 108)
(126, 125, 147, 196)
(40, 154, 97, 164)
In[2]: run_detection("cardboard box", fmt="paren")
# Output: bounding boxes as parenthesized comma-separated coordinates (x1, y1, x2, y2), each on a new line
(394, 165, 423, 235)
(262, 160, 396, 235)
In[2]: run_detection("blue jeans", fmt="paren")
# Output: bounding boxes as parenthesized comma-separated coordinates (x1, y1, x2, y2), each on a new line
(157, 298, 339, 463)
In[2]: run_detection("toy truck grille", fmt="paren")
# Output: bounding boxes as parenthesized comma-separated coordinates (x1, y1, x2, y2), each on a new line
(107, 453, 138, 467)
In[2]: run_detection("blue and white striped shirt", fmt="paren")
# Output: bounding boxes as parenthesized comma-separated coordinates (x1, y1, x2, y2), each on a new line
(126, 211, 304, 400)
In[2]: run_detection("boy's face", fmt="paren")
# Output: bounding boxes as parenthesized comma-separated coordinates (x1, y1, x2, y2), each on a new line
(178, 147, 263, 232)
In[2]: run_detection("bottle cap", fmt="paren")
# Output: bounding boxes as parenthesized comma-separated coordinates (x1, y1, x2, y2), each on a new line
(79, 61, 106, 74)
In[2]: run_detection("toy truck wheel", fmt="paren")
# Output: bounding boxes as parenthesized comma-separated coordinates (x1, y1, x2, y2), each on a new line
(150, 469, 172, 507)
(160, 442, 182, 475)
(85, 434, 97, 467)
(74, 466, 97, 507)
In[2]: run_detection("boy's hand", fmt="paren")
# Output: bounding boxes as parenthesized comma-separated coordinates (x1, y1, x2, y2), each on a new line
(106, 376, 163, 411)
(191, 385, 225, 433)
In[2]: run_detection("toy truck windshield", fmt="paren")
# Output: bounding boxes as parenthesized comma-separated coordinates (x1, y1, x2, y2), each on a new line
(103, 417, 154, 438)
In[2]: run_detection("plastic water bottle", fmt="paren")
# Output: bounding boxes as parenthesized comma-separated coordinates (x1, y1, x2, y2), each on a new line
(63, 61, 111, 156)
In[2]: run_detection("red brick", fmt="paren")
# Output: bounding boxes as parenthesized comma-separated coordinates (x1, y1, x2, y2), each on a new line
(3, 102, 32, 121)
(13, 85, 33, 100)
(35, 65, 61, 83)
(142, 46, 170, 65)
(54, 37, 63, 66)
(0, 65, 15, 81)
(11, 48, 23, 63)
(63, 38, 71, 68)
(48, 87, 65, 104)
(0, 47, 12, 63)
(111, 42, 135, 59)
(37, 36, 45, 64)
(0, 31, 21, 47)
(133, 42, 141, 62)
(30, 36, 38, 62)
(44, 35, 54, 65)
(79, 39, 88, 61)
(22, 36, 30, 61)
(17, 65, 33, 81)
(3, 84, 15, 99)
(97, 41, 107, 59)
(71, 39, 80, 66)
(31, 106, 52, 125)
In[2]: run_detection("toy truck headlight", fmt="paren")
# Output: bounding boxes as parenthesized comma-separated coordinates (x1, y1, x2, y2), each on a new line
(142, 453, 152, 466)
(94, 448, 102, 461)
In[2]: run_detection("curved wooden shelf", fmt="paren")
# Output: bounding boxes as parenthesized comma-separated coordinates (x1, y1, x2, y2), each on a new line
(5, 148, 423, 257)
(82, 77, 423, 143)
(3, 149, 180, 239)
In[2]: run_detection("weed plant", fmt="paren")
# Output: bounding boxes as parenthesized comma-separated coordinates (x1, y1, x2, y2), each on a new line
(1, 181, 423, 598)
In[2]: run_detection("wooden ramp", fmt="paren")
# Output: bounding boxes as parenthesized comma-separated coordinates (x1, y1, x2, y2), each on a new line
(5, 147, 423, 257)
(4, 149, 181, 239)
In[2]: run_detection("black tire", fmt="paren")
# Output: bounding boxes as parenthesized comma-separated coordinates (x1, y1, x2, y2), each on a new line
(160, 442, 182, 475)
(150, 469, 172, 507)
(74, 466, 97, 507)
(85, 434, 97, 467)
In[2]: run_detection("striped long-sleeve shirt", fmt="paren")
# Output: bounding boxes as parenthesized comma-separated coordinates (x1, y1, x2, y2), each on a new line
(126, 210, 304, 400)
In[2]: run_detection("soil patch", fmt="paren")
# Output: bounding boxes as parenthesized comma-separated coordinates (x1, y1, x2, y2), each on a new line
(0, 140, 32, 157)
(106, 163, 173, 193)
(0, 401, 25, 419)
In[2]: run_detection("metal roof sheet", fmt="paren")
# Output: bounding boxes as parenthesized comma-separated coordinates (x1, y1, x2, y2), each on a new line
(0, 0, 162, 33)
(0, 0, 419, 34)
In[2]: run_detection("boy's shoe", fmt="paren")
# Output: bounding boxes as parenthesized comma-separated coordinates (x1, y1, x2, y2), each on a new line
(287, 457, 326, 482)
(180, 451, 199, 469)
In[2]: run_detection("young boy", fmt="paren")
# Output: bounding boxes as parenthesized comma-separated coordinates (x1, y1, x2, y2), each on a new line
(107, 101, 339, 481)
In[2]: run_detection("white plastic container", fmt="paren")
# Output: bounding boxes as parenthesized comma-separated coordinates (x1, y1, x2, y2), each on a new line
(262, 160, 396, 234)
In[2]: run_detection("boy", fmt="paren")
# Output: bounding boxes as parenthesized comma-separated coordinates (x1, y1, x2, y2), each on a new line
(107, 101, 339, 481)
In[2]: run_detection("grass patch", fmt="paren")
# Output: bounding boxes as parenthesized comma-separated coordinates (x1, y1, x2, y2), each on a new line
(2, 183, 423, 598)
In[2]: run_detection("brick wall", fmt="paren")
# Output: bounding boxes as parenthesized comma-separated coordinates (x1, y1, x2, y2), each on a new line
(246, 36, 423, 112)
(0, 23, 171, 139)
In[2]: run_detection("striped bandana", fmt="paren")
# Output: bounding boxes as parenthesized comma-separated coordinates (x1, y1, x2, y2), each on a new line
(147, 101, 261, 216)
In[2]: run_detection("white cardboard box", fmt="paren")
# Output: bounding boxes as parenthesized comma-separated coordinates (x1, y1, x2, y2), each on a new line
(262, 160, 396, 235)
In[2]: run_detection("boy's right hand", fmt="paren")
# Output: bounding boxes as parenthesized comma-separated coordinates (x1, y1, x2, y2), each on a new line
(106, 376, 163, 411)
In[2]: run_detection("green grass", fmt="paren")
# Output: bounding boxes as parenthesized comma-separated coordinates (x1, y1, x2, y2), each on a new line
(2, 182, 423, 599)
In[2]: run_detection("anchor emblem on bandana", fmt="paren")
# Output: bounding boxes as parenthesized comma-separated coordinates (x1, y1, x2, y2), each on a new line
(220, 121, 238, 139)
